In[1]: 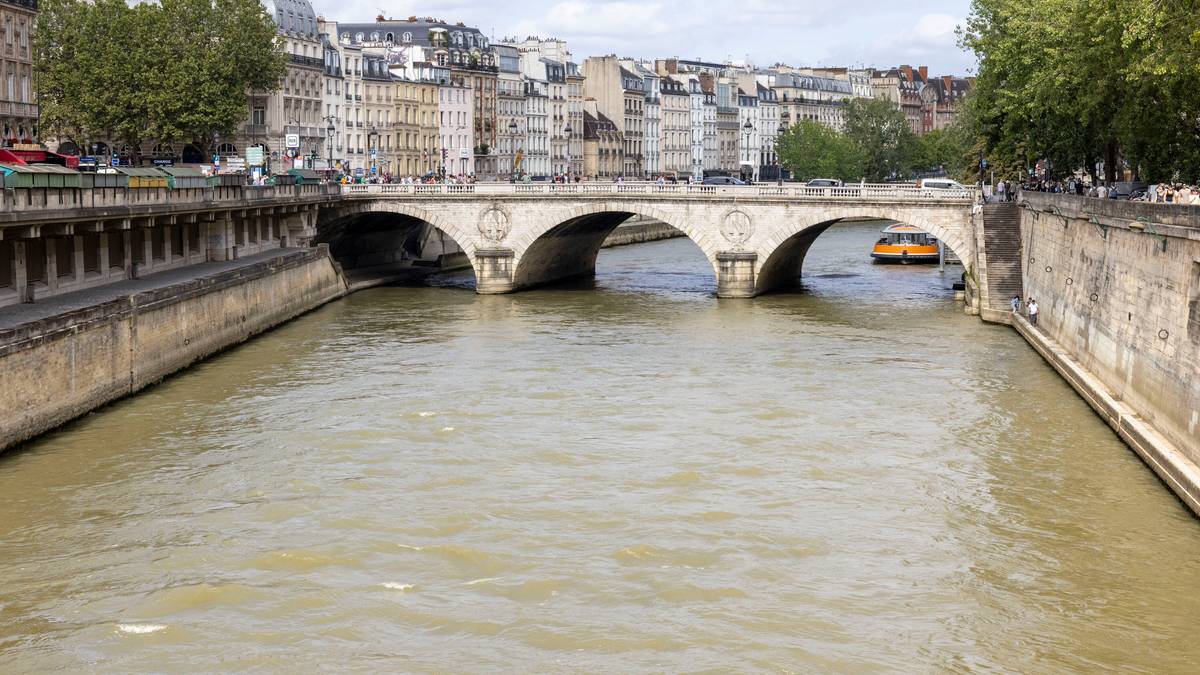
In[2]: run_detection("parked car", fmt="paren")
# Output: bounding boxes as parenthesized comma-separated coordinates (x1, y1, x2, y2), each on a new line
(702, 176, 746, 185)
(1109, 181, 1148, 199)
(805, 178, 844, 187)
(919, 178, 967, 190)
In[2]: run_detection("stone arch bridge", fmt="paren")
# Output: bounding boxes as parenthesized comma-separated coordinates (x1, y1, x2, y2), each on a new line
(318, 183, 985, 301)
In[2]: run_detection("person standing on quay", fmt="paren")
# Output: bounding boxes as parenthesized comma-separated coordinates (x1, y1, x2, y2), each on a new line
(1028, 298, 1039, 326)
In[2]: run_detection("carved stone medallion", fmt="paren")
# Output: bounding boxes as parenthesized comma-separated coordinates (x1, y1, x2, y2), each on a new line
(720, 210, 754, 249)
(478, 206, 510, 243)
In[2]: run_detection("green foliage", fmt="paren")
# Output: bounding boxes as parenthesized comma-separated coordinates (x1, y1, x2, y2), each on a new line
(777, 119, 863, 182)
(843, 97, 920, 182)
(35, 0, 286, 150)
(960, 0, 1200, 182)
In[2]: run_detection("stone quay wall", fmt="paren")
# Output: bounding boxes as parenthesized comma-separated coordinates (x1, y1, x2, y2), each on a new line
(601, 218, 684, 248)
(1020, 193, 1200, 512)
(0, 247, 348, 453)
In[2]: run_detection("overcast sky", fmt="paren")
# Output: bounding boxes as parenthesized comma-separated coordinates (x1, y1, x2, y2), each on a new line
(310, 0, 978, 75)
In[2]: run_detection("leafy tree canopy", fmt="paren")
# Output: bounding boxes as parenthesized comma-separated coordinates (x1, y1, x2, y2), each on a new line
(35, 0, 287, 151)
(777, 119, 864, 182)
(960, 0, 1200, 182)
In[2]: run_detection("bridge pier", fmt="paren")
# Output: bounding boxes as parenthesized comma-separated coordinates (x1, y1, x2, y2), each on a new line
(474, 248, 516, 294)
(716, 251, 758, 298)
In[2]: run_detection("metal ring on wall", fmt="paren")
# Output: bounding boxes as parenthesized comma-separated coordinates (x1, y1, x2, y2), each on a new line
(1065, 278, 1073, 286)
(1045, 266, 1053, 273)
(1090, 293, 1099, 302)
(1159, 329, 1170, 340)
(1029, 256, 1036, 264)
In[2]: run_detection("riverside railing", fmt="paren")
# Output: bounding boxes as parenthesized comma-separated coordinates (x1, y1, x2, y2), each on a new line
(340, 182, 978, 202)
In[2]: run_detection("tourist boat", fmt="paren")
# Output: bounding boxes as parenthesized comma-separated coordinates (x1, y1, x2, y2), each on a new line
(870, 223, 941, 264)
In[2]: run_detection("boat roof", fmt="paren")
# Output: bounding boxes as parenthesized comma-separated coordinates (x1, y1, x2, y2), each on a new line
(880, 223, 930, 234)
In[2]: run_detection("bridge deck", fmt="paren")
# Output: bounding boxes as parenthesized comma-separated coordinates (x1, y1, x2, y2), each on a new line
(342, 183, 978, 203)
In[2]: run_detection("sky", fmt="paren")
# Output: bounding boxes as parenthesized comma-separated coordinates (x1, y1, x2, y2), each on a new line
(310, 0, 979, 75)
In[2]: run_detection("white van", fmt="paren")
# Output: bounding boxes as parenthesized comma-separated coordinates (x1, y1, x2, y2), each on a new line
(919, 178, 967, 190)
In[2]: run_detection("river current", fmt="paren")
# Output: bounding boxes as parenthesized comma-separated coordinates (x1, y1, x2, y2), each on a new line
(1, 223, 1198, 672)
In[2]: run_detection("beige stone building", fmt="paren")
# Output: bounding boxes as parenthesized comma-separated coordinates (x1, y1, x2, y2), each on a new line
(235, 0, 324, 173)
(583, 102, 622, 179)
(659, 76, 690, 177)
(583, 56, 644, 177)
(0, 0, 36, 147)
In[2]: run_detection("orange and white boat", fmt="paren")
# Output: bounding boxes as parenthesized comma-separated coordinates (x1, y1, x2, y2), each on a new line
(870, 223, 941, 264)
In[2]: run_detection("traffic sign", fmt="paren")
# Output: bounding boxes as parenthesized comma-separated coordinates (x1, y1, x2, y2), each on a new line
(285, 134, 300, 149)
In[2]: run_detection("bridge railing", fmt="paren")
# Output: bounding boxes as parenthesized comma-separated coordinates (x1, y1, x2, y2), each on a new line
(341, 182, 977, 202)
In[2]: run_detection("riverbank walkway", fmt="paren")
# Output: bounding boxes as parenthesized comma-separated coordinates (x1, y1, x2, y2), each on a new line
(0, 249, 309, 333)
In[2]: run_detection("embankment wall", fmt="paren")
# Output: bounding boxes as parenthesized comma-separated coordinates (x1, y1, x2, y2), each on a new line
(0, 247, 347, 452)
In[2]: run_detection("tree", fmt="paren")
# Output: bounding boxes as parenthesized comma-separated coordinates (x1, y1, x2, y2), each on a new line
(960, 0, 1200, 183)
(35, 0, 287, 152)
(843, 97, 919, 182)
(777, 119, 864, 182)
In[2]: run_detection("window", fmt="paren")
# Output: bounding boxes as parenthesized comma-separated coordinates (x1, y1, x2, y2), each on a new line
(402, 32, 412, 43)
(252, 106, 266, 125)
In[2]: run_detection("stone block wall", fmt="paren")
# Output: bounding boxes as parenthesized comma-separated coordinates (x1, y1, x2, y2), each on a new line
(0, 247, 347, 452)
(1020, 193, 1200, 467)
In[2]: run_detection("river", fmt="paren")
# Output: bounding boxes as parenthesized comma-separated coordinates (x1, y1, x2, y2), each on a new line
(1, 222, 1198, 672)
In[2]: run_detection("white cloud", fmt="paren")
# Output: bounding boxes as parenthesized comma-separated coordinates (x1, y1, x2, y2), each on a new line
(908, 13, 961, 48)
(310, 0, 977, 73)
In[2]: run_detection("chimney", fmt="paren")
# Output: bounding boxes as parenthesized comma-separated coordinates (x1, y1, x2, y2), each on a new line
(918, 66, 928, 81)
(900, 65, 913, 83)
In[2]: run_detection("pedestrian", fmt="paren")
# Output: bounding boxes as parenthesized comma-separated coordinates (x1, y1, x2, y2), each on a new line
(1010, 295, 1020, 314)
(996, 179, 1006, 203)
(1028, 298, 1039, 326)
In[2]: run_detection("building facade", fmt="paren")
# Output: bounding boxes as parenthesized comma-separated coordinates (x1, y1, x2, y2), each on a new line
(439, 77, 474, 176)
(235, 0, 324, 175)
(582, 103, 622, 179)
(0, 0, 36, 148)
(582, 56, 643, 178)
(659, 76, 690, 178)
(494, 44, 523, 179)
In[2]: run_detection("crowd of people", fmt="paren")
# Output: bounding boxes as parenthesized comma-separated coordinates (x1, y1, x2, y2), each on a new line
(1135, 184, 1200, 204)
(991, 176, 1200, 204)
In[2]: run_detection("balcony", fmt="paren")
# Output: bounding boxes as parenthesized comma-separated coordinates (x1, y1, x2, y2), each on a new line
(243, 123, 269, 135)
(289, 54, 323, 69)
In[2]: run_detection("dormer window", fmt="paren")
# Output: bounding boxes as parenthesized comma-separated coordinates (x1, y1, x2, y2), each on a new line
(402, 32, 412, 43)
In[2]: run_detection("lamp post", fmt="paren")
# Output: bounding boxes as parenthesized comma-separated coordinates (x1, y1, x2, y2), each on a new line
(323, 115, 337, 179)
(563, 124, 572, 178)
(367, 126, 379, 178)
(742, 120, 753, 181)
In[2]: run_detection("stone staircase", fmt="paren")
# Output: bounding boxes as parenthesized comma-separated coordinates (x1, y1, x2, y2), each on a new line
(981, 202, 1024, 318)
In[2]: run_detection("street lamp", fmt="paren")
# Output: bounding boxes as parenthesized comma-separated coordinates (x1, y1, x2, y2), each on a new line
(742, 120, 754, 180)
(324, 116, 337, 179)
(367, 126, 379, 177)
(563, 125, 572, 176)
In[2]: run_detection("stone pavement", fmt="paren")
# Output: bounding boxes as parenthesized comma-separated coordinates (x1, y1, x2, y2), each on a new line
(0, 248, 309, 331)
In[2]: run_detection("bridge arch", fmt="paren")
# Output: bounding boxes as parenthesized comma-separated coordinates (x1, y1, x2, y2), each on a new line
(754, 206, 974, 296)
(315, 201, 480, 281)
(509, 201, 720, 291)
